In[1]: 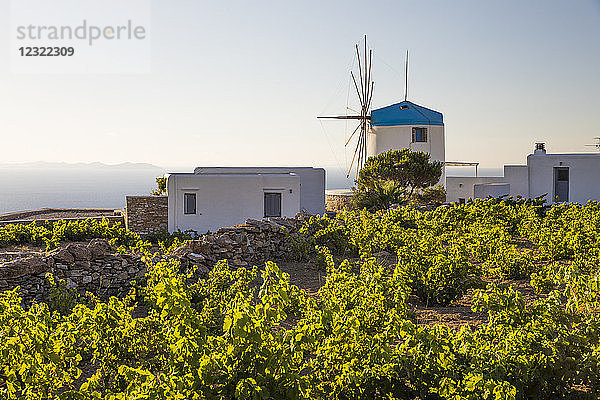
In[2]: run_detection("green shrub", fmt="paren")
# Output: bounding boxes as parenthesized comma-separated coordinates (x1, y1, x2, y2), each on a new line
(45, 273, 80, 315)
(397, 234, 474, 306)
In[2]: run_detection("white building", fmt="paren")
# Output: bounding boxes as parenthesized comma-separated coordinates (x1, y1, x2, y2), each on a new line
(447, 143, 600, 204)
(367, 100, 446, 184)
(167, 167, 325, 233)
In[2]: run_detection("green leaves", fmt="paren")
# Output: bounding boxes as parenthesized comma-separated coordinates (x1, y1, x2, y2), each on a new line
(353, 148, 443, 210)
(2, 200, 600, 398)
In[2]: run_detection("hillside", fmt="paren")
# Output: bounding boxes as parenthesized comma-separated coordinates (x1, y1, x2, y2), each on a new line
(0, 200, 598, 398)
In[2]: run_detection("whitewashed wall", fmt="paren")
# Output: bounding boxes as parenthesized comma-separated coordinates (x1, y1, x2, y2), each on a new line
(192, 167, 325, 214)
(167, 173, 300, 233)
(527, 153, 600, 204)
(474, 183, 510, 199)
(503, 165, 528, 198)
(447, 152, 600, 204)
(367, 125, 445, 185)
(446, 176, 506, 203)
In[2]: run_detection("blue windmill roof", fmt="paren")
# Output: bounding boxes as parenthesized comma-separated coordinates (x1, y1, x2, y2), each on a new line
(370, 100, 443, 127)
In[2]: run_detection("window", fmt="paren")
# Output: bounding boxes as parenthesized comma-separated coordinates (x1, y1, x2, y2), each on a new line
(412, 127, 428, 143)
(264, 192, 282, 217)
(184, 193, 196, 214)
(557, 168, 569, 181)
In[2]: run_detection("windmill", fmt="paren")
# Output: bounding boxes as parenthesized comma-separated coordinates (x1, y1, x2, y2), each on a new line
(585, 137, 600, 152)
(318, 35, 374, 178)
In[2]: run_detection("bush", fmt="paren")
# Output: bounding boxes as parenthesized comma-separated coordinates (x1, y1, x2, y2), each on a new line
(413, 184, 446, 205)
(45, 274, 80, 315)
(484, 245, 537, 280)
(397, 233, 474, 306)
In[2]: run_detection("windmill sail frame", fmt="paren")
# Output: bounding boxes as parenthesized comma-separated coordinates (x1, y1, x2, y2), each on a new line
(318, 35, 374, 178)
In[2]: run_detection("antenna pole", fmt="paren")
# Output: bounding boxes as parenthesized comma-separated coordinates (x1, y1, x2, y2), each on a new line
(404, 50, 409, 101)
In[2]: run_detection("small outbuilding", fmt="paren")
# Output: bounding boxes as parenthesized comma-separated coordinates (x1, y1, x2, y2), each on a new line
(447, 143, 600, 204)
(166, 167, 325, 233)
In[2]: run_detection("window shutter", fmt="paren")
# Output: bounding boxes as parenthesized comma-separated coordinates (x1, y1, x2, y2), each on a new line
(184, 193, 196, 214)
(264, 193, 282, 217)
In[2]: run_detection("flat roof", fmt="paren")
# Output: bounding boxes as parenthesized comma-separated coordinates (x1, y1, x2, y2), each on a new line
(167, 172, 298, 178)
(193, 166, 323, 174)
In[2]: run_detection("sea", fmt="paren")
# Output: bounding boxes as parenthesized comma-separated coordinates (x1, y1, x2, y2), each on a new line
(0, 163, 167, 214)
(0, 163, 503, 215)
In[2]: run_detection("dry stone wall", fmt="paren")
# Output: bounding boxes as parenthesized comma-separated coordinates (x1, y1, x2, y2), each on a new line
(174, 217, 305, 274)
(0, 239, 145, 304)
(325, 193, 354, 212)
(125, 196, 168, 235)
(0, 216, 308, 304)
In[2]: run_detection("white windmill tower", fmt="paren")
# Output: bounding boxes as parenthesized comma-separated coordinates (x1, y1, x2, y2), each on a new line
(319, 36, 446, 185)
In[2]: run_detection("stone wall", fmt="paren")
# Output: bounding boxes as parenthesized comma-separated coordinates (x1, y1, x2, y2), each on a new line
(0, 216, 308, 304)
(325, 193, 354, 213)
(0, 239, 145, 303)
(125, 196, 168, 235)
(174, 217, 305, 274)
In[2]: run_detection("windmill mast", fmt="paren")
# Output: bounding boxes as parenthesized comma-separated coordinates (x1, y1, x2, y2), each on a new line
(318, 35, 374, 177)
(404, 50, 409, 101)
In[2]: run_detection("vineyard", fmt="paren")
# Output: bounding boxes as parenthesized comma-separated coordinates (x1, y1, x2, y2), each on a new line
(1, 199, 599, 399)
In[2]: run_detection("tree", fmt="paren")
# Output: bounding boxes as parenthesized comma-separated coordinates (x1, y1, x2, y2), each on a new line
(353, 149, 442, 210)
(413, 185, 446, 205)
(151, 176, 167, 196)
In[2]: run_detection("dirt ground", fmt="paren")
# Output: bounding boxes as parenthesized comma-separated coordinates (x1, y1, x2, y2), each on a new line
(276, 257, 542, 330)
(0, 208, 118, 222)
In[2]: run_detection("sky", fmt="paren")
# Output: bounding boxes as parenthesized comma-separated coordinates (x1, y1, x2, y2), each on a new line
(0, 0, 599, 181)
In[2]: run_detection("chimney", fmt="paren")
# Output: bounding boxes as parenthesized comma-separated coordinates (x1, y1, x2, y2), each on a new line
(534, 142, 546, 155)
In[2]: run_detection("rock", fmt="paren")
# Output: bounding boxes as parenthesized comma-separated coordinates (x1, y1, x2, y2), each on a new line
(117, 272, 129, 281)
(43, 256, 55, 268)
(190, 241, 211, 254)
(172, 246, 189, 257)
(87, 239, 111, 258)
(0, 256, 49, 280)
(187, 253, 205, 263)
(245, 219, 263, 227)
(215, 236, 235, 246)
(82, 275, 93, 284)
(66, 244, 92, 261)
(75, 261, 91, 269)
(65, 278, 77, 289)
(50, 248, 75, 265)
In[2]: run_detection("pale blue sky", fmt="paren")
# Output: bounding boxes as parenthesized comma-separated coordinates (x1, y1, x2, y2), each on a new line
(1, 0, 599, 181)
